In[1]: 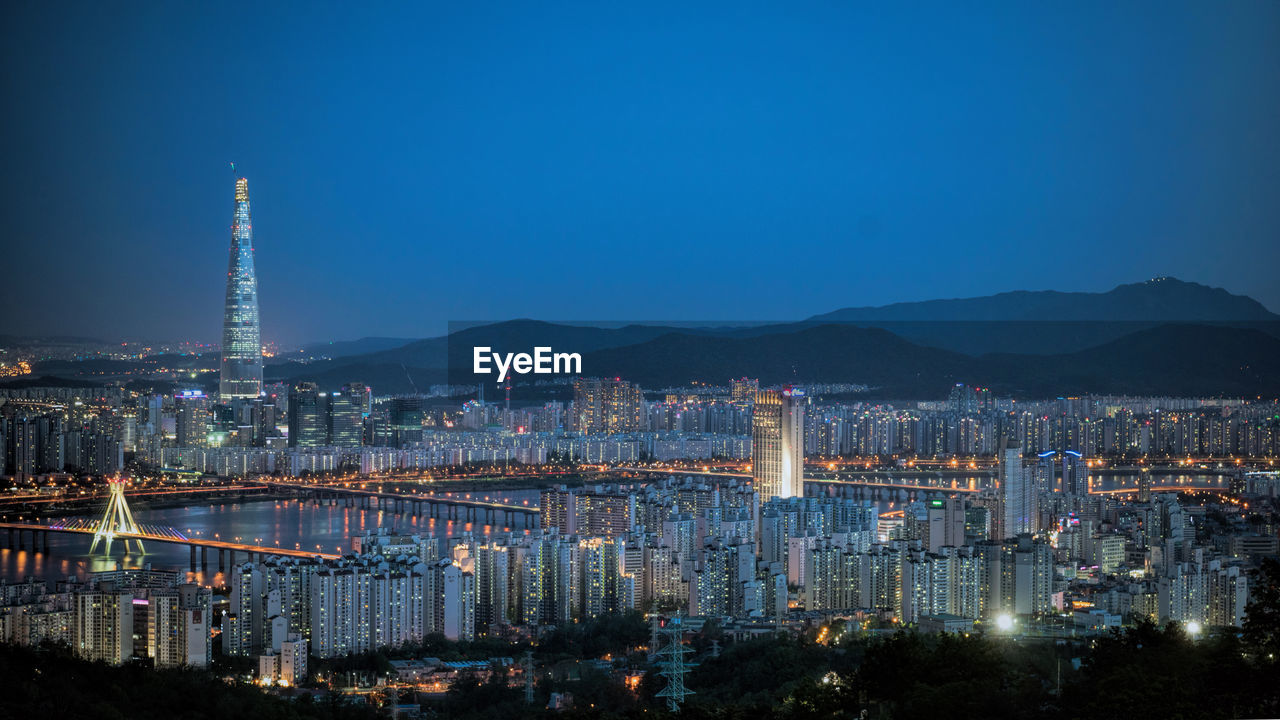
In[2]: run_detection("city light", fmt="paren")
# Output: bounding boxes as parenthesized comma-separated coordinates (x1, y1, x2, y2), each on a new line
(1, 5, 1276, 717)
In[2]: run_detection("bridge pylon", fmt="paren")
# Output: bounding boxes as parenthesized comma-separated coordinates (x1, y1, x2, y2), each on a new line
(89, 476, 145, 555)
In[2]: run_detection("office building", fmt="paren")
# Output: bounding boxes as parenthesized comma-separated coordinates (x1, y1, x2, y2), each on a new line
(288, 383, 326, 448)
(752, 388, 805, 499)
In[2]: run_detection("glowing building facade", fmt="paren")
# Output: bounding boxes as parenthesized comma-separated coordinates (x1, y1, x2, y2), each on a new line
(220, 177, 263, 400)
(752, 388, 805, 499)
(999, 440, 1032, 539)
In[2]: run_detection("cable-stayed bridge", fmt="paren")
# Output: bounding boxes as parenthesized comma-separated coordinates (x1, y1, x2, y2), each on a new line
(0, 477, 339, 572)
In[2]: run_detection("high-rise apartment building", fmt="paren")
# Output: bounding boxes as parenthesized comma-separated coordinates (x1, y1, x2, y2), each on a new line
(999, 439, 1032, 539)
(572, 378, 644, 433)
(175, 390, 210, 447)
(148, 584, 212, 668)
(220, 177, 263, 400)
(539, 486, 636, 536)
(752, 388, 805, 499)
(74, 589, 134, 664)
(730, 377, 760, 405)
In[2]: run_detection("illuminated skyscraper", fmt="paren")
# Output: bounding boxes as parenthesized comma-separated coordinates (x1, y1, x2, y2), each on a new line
(999, 439, 1031, 539)
(220, 177, 263, 400)
(752, 388, 805, 499)
(326, 386, 364, 446)
(288, 383, 325, 448)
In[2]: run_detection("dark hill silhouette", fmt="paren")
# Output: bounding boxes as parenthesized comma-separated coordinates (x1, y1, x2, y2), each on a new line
(811, 277, 1278, 322)
(574, 323, 1280, 398)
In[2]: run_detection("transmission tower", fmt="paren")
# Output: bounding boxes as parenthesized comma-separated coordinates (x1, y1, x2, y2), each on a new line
(654, 616, 694, 712)
(648, 613, 662, 662)
(523, 650, 536, 704)
(89, 476, 145, 555)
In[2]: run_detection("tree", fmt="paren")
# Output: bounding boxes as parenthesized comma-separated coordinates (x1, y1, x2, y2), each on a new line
(1243, 557, 1280, 663)
(850, 631, 1022, 720)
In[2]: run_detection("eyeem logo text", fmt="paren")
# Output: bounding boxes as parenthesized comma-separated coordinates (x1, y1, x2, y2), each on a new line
(473, 346, 582, 382)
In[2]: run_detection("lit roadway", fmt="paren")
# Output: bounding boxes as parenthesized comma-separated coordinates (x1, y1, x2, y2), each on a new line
(619, 468, 1235, 497)
(0, 521, 340, 560)
(618, 467, 979, 493)
(808, 478, 979, 494)
(616, 467, 750, 478)
(0, 485, 271, 507)
(258, 480, 538, 514)
(1088, 486, 1228, 496)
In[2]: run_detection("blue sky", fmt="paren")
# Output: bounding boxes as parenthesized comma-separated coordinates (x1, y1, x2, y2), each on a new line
(3, 1, 1278, 344)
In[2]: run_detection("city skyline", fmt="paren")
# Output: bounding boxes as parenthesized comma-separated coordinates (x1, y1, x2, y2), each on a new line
(2, 3, 1279, 717)
(4, 3, 1280, 344)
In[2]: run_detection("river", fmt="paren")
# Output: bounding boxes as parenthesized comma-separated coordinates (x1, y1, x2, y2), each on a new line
(0, 474, 1232, 585)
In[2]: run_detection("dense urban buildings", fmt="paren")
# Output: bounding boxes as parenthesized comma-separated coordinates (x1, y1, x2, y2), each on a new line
(2, 354, 1278, 714)
(2, 570, 212, 669)
(572, 377, 644, 434)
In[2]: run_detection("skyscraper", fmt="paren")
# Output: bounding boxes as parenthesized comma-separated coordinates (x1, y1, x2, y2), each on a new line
(175, 390, 210, 447)
(288, 383, 326, 448)
(999, 439, 1032, 539)
(219, 176, 263, 400)
(752, 388, 805, 499)
(326, 386, 364, 446)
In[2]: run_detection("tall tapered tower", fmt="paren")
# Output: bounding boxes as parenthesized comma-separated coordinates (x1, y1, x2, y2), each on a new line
(220, 176, 263, 399)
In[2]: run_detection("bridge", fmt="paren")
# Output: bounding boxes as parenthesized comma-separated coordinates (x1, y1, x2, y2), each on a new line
(616, 466, 1238, 502)
(0, 484, 273, 507)
(259, 480, 541, 529)
(0, 477, 338, 574)
(0, 521, 338, 570)
(1089, 486, 1231, 496)
(806, 478, 979, 501)
(615, 467, 750, 479)
(617, 467, 981, 499)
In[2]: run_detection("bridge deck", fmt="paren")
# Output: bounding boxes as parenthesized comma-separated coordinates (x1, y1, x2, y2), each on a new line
(0, 485, 272, 506)
(261, 481, 538, 513)
(0, 522, 339, 560)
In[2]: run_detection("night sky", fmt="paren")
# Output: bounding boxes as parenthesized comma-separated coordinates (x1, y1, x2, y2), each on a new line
(3, 2, 1278, 346)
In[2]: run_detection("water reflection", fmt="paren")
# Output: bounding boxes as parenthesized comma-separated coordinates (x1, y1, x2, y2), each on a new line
(0, 476, 1232, 585)
(0, 493, 539, 585)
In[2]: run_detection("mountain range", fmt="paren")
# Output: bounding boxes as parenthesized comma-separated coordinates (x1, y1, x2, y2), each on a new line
(809, 277, 1277, 322)
(256, 278, 1278, 398)
(17, 278, 1280, 399)
(580, 323, 1280, 398)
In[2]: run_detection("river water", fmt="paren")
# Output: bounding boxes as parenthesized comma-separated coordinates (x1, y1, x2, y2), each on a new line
(0, 490, 543, 586)
(0, 474, 1231, 585)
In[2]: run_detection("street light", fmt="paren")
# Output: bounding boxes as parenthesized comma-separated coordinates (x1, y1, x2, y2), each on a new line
(1186, 621, 1202, 638)
(995, 613, 1015, 632)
